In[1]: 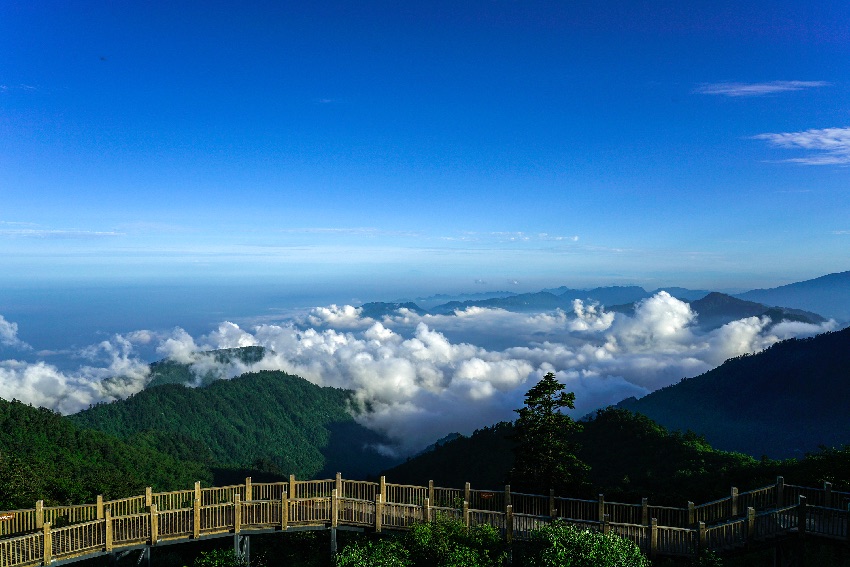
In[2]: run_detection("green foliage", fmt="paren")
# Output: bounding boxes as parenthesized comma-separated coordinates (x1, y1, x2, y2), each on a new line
(384, 422, 515, 488)
(617, 326, 850, 459)
(522, 521, 650, 567)
(0, 398, 211, 508)
(191, 549, 246, 567)
(404, 516, 508, 567)
(335, 538, 411, 567)
(510, 372, 588, 494)
(70, 370, 397, 479)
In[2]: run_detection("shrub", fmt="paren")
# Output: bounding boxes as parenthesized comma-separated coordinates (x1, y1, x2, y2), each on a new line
(336, 538, 411, 567)
(523, 521, 650, 567)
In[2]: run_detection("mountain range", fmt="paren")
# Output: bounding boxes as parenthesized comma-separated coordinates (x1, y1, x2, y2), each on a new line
(615, 325, 850, 458)
(735, 270, 850, 321)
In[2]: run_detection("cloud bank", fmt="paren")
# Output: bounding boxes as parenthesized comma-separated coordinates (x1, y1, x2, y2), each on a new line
(0, 292, 837, 454)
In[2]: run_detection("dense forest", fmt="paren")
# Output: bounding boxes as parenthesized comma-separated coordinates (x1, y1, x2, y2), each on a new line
(385, 407, 850, 506)
(617, 326, 850, 458)
(69, 369, 398, 480)
(0, 397, 211, 509)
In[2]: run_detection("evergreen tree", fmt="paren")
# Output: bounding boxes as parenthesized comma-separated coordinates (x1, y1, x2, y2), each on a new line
(510, 372, 588, 495)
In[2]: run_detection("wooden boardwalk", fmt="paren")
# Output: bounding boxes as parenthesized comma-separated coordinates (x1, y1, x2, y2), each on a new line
(1, 475, 848, 566)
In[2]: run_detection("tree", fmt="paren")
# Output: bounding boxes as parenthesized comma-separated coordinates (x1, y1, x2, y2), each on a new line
(510, 372, 589, 495)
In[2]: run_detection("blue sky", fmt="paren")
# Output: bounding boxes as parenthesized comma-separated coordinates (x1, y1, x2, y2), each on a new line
(2, 0, 849, 293)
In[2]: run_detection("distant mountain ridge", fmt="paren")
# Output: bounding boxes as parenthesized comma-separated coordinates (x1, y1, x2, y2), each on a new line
(735, 270, 850, 321)
(615, 326, 850, 458)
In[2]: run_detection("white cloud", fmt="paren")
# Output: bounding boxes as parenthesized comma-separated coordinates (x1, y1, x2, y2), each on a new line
(0, 295, 839, 454)
(0, 229, 123, 238)
(695, 81, 829, 97)
(752, 126, 850, 165)
(0, 315, 30, 350)
(0, 333, 150, 414)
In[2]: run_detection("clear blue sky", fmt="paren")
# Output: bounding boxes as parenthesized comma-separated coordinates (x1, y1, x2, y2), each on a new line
(2, 0, 849, 293)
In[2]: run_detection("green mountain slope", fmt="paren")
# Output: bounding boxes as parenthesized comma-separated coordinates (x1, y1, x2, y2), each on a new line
(616, 326, 850, 458)
(70, 370, 398, 480)
(0, 397, 212, 509)
(146, 346, 266, 388)
(383, 405, 850, 506)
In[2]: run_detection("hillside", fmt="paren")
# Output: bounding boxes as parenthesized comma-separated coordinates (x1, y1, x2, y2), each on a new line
(146, 346, 266, 388)
(70, 370, 399, 480)
(689, 292, 825, 330)
(736, 270, 850, 321)
(616, 326, 850, 458)
(382, 410, 769, 505)
(0, 397, 212, 509)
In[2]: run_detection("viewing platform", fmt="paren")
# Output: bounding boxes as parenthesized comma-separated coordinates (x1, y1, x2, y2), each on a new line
(1, 475, 848, 566)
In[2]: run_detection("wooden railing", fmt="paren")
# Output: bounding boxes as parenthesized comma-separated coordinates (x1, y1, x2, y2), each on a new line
(2, 475, 848, 567)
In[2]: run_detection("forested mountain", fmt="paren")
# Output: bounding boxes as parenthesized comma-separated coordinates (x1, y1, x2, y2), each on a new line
(383, 407, 850, 506)
(616, 326, 850, 458)
(686, 292, 824, 329)
(146, 346, 266, 388)
(70, 370, 398, 480)
(382, 411, 764, 505)
(736, 270, 850, 321)
(359, 302, 427, 319)
(0, 397, 212, 509)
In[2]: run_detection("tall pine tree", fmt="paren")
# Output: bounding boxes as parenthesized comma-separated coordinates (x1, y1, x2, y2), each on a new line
(510, 372, 589, 495)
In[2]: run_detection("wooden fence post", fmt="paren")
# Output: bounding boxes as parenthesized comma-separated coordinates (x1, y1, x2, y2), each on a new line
(698, 521, 706, 551)
(150, 503, 159, 545)
(463, 500, 470, 528)
(245, 477, 252, 501)
(105, 509, 113, 552)
(375, 494, 383, 533)
(332, 489, 339, 528)
(506, 504, 513, 543)
(424, 497, 431, 523)
(505, 485, 511, 511)
(281, 491, 288, 529)
(35, 500, 43, 529)
(428, 480, 434, 507)
(650, 518, 658, 559)
(465, 482, 471, 507)
(798, 495, 807, 535)
(776, 476, 785, 508)
(747, 507, 755, 541)
(195, 481, 202, 504)
(549, 489, 556, 518)
(688, 501, 695, 526)
(641, 498, 649, 526)
(336, 472, 342, 497)
(731, 487, 738, 517)
(97, 495, 104, 520)
(846, 503, 850, 542)
(380, 476, 386, 504)
(289, 475, 297, 502)
(602, 513, 610, 535)
(193, 498, 201, 539)
(42, 522, 52, 565)
(234, 494, 241, 533)
(598, 494, 605, 523)
(824, 482, 833, 508)
(145, 487, 152, 508)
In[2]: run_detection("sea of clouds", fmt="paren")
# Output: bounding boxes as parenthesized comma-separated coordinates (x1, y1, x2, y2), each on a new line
(0, 292, 837, 455)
